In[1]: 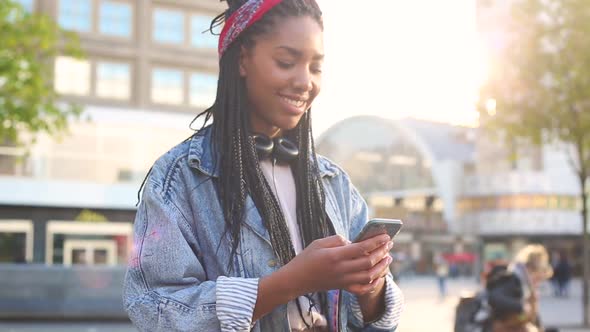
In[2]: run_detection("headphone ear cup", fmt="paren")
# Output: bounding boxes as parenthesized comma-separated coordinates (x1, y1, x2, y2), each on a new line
(253, 134, 274, 160)
(273, 137, 299, 162)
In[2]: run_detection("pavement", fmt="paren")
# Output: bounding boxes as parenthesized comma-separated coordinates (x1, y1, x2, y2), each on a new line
(0, 277, 587, 331)
(397, 276, 588, 332)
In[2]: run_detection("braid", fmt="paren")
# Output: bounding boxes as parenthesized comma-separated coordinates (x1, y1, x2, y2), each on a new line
(195, 0, 332, 320)
(207, 0, 327, 268)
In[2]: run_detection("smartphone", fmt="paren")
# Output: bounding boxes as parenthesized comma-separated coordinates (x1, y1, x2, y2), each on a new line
(353, 218, 403, 243)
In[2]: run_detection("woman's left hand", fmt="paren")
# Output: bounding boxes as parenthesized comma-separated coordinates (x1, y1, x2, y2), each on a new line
(343, 239, 393, 296)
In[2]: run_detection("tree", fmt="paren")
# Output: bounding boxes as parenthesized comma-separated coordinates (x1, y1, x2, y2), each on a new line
(75, 209, 108, 223)
(478, 0, 590, 326)
(0, 0, 83, 147)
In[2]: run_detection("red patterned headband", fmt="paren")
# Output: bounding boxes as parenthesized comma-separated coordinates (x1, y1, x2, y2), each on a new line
(218, 0, 282, 56)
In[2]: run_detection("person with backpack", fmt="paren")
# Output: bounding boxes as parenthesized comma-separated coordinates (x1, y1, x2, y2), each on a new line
(486, 245, 553, 332)
(454, 245, 553, 332)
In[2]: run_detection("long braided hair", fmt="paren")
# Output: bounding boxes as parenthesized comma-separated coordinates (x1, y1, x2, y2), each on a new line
(191, 0, 334, 325)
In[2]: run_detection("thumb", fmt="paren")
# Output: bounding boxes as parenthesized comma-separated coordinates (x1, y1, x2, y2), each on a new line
(316, 235, 350, 248)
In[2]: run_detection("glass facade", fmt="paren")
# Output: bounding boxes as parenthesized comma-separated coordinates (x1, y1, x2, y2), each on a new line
(189, 73, 217, 108)
(99, 1, 133, 38)
(151, 68, 184, 104)
(191, 15, 218, 49)
(47, 221, 132, 266)
(316, 119, 435, 194)
(58, 0, 92, 32)
(0, 232, 26, 263)
(54, 56, 91, 96)
(96, 61, 131, 100)
(457, 195, 580, 212)
(153, 8, 184, 44)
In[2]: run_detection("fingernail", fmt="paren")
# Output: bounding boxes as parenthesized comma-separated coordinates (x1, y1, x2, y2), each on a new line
(387, 242, 394, 249)
(387, 256, 393, 264)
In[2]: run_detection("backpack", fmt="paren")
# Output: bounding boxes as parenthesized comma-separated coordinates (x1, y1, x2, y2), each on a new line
(485, 264, 510, 289)
(454, 263, 512, 332)
(454, 291, 492, 332)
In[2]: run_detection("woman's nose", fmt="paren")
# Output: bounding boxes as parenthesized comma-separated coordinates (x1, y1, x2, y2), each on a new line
(292, 67, 313, 92)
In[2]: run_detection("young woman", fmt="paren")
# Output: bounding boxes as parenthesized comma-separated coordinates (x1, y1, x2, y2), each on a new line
(123, 1, 404, 331)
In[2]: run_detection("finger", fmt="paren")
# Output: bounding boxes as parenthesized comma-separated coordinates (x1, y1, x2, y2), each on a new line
(346, 276, 386, 296)
(344, 255, 392, 285)
(369, 240, 394, 255)
(370, 240, 394, 258)
(337, 234, 390, 259)
(366, 255, 392, 282)
(340, 242, 393, 272)
(314, 234, 350, 249)
(358, 234, 392, 254)
(374, 260, 392, 280)
(346, 283, 376, 296)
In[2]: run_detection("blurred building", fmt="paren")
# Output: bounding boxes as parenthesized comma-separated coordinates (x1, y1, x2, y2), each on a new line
(317, 115, 586, 276)
(316, 116, 478, 274)
(472, 0, 585, 274)
(0, 0, 223, 268)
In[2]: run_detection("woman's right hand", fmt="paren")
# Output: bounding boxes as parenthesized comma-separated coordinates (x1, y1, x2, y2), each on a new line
(281, 234, 392, 297)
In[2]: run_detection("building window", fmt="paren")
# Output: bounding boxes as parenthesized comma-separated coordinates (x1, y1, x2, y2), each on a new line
(96, 61, 131, 100)
(63, 240, 117, 266)
(14, 0, 34, 12)
(58, 0, 92, 33)
(99, 1, 133, 38)
(0, 220, 34, 263)
(151, 68, 184, 105)
(190, 73, 217, 108)
(54, 56, 91, 96)
(45, 221, 132, 266)
(191, 15, 217, 49)
(153, 8, 184, 44)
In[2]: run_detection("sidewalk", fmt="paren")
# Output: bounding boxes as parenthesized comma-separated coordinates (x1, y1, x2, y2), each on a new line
(538, 279, 584, 327)
(397, 276, 589, 331)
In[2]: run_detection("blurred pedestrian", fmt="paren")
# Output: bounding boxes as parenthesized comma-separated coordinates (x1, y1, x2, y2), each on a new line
(550, 251, 560, 296)
(552, 252, 572, 297)
(435, 255, 449, 298)
(389, 253, 402, 283)
(486, 244, 553, 332)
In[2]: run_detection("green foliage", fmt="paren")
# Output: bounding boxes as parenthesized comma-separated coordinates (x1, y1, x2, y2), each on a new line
(479, 1, 590, 325)
(74, 209, 109, 223)
(0, 0, 84, 147)
(479, 0, 590, 176)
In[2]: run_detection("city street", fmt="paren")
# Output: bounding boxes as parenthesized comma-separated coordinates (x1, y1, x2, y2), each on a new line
(0, 277, 587, 332)
(397, 277, 587, 332)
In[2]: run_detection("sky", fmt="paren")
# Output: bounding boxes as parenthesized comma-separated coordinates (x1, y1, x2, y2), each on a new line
(313, 0, 487, 135)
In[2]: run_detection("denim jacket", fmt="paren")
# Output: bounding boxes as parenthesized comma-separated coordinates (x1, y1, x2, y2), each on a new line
(123, 126, 403, 331)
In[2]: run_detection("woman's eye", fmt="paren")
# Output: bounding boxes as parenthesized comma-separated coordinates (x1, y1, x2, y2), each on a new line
(277, 61, 294, 69)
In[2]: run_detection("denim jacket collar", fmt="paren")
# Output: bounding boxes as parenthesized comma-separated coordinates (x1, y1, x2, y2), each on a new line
(187, 125, 338, 178)
(187, 126, 344, 251)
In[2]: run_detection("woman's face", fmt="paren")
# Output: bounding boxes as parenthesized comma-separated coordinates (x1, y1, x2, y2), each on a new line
(239, 15, 324, 137)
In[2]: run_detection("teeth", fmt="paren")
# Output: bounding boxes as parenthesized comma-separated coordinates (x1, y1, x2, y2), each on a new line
(282, 97, 305, 108)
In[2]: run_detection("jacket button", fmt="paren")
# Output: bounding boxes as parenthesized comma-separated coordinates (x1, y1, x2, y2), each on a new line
(268, 259, 277, 267)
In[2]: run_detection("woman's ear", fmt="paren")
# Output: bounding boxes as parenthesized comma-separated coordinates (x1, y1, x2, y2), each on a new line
(239, 45, 248, 77)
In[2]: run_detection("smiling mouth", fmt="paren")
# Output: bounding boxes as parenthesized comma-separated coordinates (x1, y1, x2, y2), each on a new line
(280, 96, 307, 108)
